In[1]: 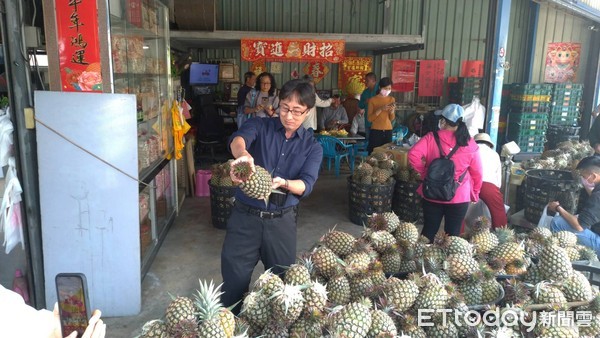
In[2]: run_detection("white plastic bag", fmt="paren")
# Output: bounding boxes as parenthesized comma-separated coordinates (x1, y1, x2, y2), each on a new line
(464, 200, 492, 230)
(462, 97, 485, 137)
(537, 205, 554, 230)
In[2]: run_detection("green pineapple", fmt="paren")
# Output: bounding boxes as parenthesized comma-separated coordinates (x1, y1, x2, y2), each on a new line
(356, 162, 374, 176)
(302, 281, 328, 318)
(414, 273, 449, 311)
(369, 263, 387, 286)
(329, 298, 373, 338)
(366, 155, 380, 167)
(381, 212, 401, 233)
(366, 229, 395, 253)
(488, 242, 525, 266)
(140, 320, 168, 338)
(529, 226, 552, 242)
(194, 280, 228, 338)
(232, 162, 274, 204)
(579, 245, 598, 261)
(320, 229, 356, 257)
(393, 221, 419, 246)
(367, 308, 397, 338)
(397, 168, 410, 182)
(210, 164, 223, 185)
(378, 159, 396, 170)
(165, 296, 196, 335)
(538, 239, 573, 282)
(372, 168, 393, 184)
(253, 270, 284, 297)
(457, 279, 482, 306)
(380, 248, 402, 275)
(260, 321, 290, 337)
(536, 322, 579, 338)
(289, 316, 323, 338)
(523, 263, 542, 285)
(240, 291, 271, 330)
(371, 152, 389, 162)
(533, 281, 567, 305)
(435, 233, 472, 256)
(327, 275, 351, 306)
(399, 314, 427, 338)
(445, 254, 480, 282)
(285, 261, 311, 287)
(553, 230, 578, 248)
(469, 217, 499, 255)
(360, 176, 373, 185)
(481, 272, 502, 304)
(561, 270, 594, 302)
(426, 321, 458, 338)
(349, 274, 374, 302)
(566, 246, 581, 261)
(494, 225, 516, 244)
(579, 313, 600, 337)
(384, 277, 419, 312)
(270, 284, 305, 326)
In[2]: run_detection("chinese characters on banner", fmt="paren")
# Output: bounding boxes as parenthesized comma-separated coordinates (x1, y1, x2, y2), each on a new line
(241, 38, 345, 63)
(338, 57, 372, 96)
(544, 42, 581, 83)
(56, 0, 102, 92)
(460, 60, 484, 78)
(303, 62, 330, 84)
(419, 60, 446, 97)
(391, 60, 416, 92)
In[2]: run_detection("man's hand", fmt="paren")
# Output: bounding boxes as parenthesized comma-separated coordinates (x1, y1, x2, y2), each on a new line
(229, 155, 255, 184)
(548, 201, 560, 213)
(272, 176, 287, 190)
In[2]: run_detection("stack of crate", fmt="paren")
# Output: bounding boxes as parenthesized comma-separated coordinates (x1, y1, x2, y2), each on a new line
(448, 77, 483, 105)
(507, 84, 553, 154)
(549, 83, 582, 126)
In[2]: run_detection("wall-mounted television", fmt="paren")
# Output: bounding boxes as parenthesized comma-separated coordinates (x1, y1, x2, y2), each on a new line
(189, 63, 219, 85)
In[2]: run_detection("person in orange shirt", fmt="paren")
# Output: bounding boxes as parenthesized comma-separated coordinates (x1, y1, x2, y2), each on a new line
(367, 77, 396, 153)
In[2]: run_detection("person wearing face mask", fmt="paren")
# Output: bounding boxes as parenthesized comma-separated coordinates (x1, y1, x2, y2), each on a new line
(408, 104, 483, 242)
(547, 156, 600, 258)
(367, 77, 396, 153)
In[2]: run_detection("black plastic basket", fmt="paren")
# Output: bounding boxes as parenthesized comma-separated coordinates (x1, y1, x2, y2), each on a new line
(209, 181, 237, 229)
(523, 169, 579, 223)
(347, 176, 395, 225)
(392, 180, 424, 223)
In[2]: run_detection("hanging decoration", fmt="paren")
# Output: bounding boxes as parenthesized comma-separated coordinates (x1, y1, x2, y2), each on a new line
(391, 60, 416, 92)
(55, 0, 102, 92)
(418, 60, 446, 97)
(241, 38, 345, 63)
(250, 60, 267, 75)
(338, 57, 372, 96)
(303, 62, 329, 84)
(270, 62, 283, 74)
(460, 60, 484, 78)
(544, 42, 581, 83)
(291, 68, 299, 79)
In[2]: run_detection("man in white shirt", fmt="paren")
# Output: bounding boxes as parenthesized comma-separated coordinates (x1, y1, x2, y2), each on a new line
(350, 108, 366, 136)
(301, 75, 332, 131)
(474, 133, 507, 228)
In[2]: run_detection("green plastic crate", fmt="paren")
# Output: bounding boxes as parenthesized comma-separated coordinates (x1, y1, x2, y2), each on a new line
(507, 126, 547, 137)
(551, 106, 580, 114)
(548, 116, 578, 126)
(553, 83, 583, 91)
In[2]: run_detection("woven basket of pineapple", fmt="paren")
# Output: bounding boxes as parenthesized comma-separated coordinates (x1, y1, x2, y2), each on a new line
(347, 176, 395, 226)
(208, 181, 236, 229)
(523, 169, 579, 223)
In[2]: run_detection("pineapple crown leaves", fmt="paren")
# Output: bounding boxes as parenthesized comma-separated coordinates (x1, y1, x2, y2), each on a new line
(231, 160, 254, 182)
(473, 216, 492, 233)
(193, 280, 225, 321)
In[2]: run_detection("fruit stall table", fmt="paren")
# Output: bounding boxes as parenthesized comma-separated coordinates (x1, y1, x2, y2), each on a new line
(372, 143, 411, 168)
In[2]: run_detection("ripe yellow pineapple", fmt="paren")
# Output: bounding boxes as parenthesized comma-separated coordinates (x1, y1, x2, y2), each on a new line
(329, 298, 373, 338)
(445, 254, 480, 282)
(561, 270, 594, 302)
(231, 161, 274, 205)
(538, 239, 573, 282)
(326, 275, 351, 305)
(384, 277, 419, 312)
(311, 246, 343, 279)
(302, 281, 328, 318)
(320, 229, 356, 257)
(240, 291, 270, 330)
(165, 296, 196, 335)
(270, 284, 305, 326)
(140, 319, 168, 338)
(469, 217, 499, 255)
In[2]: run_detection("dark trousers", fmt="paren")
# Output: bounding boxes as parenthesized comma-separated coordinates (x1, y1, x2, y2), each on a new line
(221, 204, 297, 314)
(422, 199, 469, 242)
(368, 129, 392, 153)
(479, 182, 507, 228)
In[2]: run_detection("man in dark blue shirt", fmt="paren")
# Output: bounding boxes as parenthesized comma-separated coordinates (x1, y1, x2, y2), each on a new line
(221, 79, 322, 313)
(548, 156, 600, 258)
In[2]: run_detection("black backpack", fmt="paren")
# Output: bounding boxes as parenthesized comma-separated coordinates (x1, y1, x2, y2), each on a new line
(423, 132, 467, 201)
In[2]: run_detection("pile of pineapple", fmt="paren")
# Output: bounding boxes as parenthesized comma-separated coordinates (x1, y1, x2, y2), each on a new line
(351, 153, 398, 185)
(209, 161, 236, 187)
(523, 140, 593, 171)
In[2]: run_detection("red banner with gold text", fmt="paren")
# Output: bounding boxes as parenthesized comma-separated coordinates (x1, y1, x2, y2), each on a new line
(241, 38, 345, 63)
(338, 57, 372, 96)
(418, 60, 446, 97)
(56, 0, 103, 92)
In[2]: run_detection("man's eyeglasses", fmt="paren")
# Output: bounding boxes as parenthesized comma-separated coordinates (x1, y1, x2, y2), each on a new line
(280, 106, 307, 117)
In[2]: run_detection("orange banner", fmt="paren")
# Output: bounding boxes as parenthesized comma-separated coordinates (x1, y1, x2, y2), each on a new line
(241, 38, 345, 63)
(461, 60, 484, 78)
(338, 57, 372, 96)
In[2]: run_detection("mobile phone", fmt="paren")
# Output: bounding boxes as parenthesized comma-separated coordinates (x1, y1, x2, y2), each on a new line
(56, 273, 90, 337)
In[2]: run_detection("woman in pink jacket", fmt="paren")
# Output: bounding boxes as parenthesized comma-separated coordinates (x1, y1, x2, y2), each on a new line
(408, 104, 483, 242)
